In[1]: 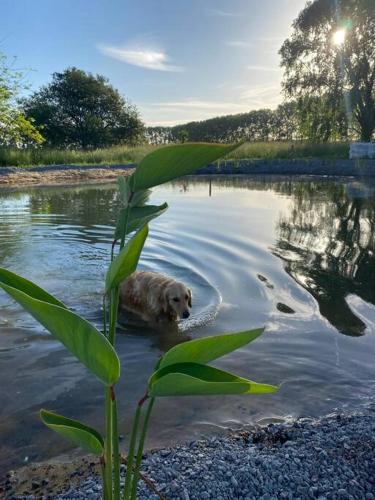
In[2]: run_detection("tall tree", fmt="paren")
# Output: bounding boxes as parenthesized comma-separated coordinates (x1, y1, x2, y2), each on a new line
(280, 0, 375, 142)
(0, 52, 44, 147)
(23, 67, 144, 148)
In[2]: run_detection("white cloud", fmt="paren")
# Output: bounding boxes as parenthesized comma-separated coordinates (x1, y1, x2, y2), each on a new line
(98, 44, 184, 72)
(247, 65, 281, 72)
(226, 40, 254, 48)
(140, 86, 283, 126)
(207, 8, 239, 17)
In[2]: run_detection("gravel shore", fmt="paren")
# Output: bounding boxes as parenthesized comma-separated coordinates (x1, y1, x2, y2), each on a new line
(42, 402, 374, 500)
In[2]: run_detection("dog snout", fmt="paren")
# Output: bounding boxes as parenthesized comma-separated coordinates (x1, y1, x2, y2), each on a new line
(182, 310, 190, 319)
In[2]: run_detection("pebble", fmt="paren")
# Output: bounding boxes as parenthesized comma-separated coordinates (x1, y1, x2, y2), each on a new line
(49, 403, 375, 500)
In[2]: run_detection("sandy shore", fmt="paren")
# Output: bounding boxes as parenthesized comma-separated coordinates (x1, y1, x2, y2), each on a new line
(0, 165, 134, 189)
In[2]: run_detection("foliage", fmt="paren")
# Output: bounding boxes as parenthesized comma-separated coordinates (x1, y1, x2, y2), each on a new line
(0, 140, 350, 168)
(0, 143, 279, 500)
(0, 52, 44, 147)
(280, 0, 375, 142)
(22, 67, 144, 149)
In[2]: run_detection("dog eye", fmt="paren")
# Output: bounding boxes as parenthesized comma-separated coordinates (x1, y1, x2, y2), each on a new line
(185, 295, 188, 300)
(173, 297, 180, 302)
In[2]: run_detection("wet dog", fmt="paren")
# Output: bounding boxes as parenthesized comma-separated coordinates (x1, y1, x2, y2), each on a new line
(119, 271, 192, 323)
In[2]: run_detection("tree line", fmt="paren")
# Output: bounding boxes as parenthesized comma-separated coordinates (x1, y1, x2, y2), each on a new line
(0, 0, 373, 149)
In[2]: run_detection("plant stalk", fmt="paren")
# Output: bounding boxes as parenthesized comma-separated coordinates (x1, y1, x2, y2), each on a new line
(123, 400, 143, 500)
(112, 386, 120, 500)
(130, 397, 155, 500)
(105, 387, 113, 500)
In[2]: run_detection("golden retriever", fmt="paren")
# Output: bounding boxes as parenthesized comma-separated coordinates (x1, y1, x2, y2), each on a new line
(119, 271, 192, 323)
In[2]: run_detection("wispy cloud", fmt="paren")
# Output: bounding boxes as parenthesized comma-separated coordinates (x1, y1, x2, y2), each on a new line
(247, 65, 281, 72)
(140, 86, 283, 126)
(226, 40, 254, 48)
(207, 8, 239, 17)
(98, 44, 184, 72)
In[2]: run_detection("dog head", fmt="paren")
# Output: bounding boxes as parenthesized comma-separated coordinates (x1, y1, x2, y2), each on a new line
(162, 282, 192, 320)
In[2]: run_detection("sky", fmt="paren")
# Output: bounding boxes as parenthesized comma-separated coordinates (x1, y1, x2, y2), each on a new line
(1, 0, 306, 126)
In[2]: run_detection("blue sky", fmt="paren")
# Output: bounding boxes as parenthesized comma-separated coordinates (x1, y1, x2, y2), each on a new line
(1, 0, 306, 126)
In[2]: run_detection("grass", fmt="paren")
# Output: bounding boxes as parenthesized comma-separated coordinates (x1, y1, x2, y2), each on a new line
(0, 144, 155, 168)
(229, 141, 349, 160)
(0, 141, 349, 168)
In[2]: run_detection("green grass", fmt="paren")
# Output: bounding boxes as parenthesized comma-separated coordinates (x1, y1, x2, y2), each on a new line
(0, 141, 349, 168)
(0, 144, 156, 168)
(229, 141, 349, 160)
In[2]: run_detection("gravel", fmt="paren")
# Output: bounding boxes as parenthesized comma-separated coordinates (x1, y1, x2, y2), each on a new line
(23, 403, 375, 499)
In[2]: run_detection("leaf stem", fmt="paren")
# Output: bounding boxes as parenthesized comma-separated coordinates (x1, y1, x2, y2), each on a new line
(123, 396, 144, 500)
(105, 387, 113, 500)
(130, 397, 155, 500)
(112, 387, 120, 500)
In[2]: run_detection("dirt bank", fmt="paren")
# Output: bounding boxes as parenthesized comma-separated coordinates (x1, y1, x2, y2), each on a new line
(0, 165, 134, 189)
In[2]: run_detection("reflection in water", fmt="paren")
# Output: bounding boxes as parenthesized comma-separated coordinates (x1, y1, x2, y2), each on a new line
(1, 176, 375, 473)
(271, 180, 375, 336)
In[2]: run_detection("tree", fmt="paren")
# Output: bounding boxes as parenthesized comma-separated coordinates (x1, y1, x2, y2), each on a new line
(23, 67, 144, 148)
(0, 52, 44, 147)
(177, 129, 189, 143)
(280, 0, 375, 142)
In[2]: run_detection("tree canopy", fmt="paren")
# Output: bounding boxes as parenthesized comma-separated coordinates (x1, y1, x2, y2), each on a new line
(0, 53, 44, 147)
(146, 103, 299, 144)
(280, 0, 375, 142)
(22, 67, 144, 148)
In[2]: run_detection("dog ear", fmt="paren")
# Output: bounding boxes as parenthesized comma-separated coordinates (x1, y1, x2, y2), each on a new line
(160, 288, 169, 314)
(188, 288, 192, 308)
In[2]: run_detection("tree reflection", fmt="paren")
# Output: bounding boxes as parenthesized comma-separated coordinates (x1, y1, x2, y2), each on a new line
(273, 181, 375, 336)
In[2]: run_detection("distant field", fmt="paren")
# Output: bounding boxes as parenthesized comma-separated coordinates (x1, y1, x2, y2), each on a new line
(0, 141, 349, 168)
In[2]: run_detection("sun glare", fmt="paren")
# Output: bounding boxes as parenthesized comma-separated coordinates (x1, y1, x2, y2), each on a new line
(332, 29, 346, 46)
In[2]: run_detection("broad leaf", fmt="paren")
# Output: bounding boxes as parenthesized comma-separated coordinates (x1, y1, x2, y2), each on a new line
(114, 204, 168, 241)
(132, 143, 238, 191)
(40, 410, 104, 455)
(0, 282, 120, 385)
(149, 362, 278, 397)
(106, 224, 148, 292)
(118, 176, 132, 206)
(158, 329, 264, 370)
(0, 267, 65, 308)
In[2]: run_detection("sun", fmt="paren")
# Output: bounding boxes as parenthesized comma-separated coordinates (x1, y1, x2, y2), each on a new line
(332, 29, 346, 46)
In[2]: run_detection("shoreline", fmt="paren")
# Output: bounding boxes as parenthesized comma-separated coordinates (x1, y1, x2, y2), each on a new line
(2, 402, 374, 499)
(1, 159, 375, 189)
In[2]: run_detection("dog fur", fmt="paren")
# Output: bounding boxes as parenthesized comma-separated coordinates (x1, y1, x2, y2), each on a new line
(119, 271, 192, 323)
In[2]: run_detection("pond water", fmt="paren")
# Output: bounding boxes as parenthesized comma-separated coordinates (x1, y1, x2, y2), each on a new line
(0, 175, 374, 474)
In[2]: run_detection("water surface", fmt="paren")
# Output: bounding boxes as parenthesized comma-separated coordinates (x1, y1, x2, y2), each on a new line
(0, 175, 374, 473)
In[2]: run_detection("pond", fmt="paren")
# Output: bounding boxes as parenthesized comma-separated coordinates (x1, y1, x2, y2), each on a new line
(1, 175, 374, 474)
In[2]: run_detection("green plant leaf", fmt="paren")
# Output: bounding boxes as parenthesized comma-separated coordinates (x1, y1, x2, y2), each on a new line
(114, 204, 168, 241)
(132, 143, 239, 191)
(0, 282, 120, 385)
(0, 267, 66, 308)
(158, 329, 264, 370)
(106, 224, 148, 292)
(149, 362, 278, 397)
(118, 176, 132, 206)
(40, 409, 104, 455)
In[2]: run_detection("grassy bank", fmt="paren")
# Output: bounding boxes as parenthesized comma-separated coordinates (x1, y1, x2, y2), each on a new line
(230, 141, 349, 160)
(0, 141, 349, 168)
(0, 144, 155, 168)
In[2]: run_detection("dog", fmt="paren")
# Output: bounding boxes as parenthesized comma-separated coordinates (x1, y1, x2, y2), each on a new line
(119, 271, 192, 323)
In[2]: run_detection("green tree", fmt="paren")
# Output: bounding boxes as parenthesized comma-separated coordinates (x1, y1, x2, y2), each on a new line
(177, 129, 189, 143)
(0, 52, 44, 147)
(22, 67, 144, 148)
(280, 0, 375, 142)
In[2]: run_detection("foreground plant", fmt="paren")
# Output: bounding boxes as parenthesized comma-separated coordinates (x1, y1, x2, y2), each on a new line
(0, 143, 278, 499)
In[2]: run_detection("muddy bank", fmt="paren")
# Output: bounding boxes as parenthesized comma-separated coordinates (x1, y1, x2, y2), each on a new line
(0, 165, 134, 189)
(1, 158, 375, 189)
